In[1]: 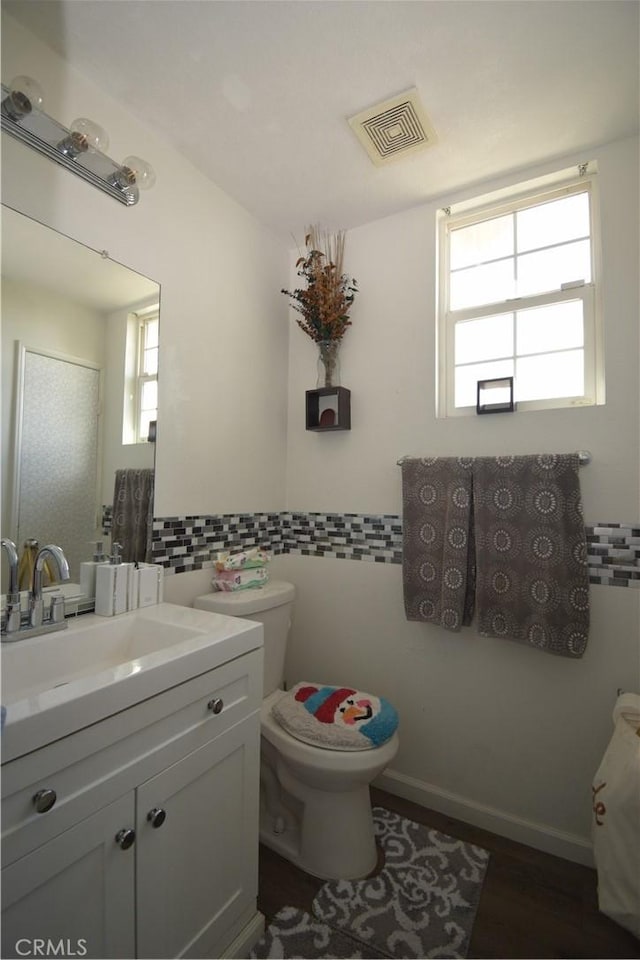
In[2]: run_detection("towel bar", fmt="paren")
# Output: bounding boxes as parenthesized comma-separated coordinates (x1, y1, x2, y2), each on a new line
(396, 450, 592, 465)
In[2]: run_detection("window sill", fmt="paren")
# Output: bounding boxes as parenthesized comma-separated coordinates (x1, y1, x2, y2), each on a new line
(438, 395, 601, 418)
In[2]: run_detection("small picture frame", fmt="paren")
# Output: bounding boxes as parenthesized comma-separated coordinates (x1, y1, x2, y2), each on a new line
(476, 377, 514, 415)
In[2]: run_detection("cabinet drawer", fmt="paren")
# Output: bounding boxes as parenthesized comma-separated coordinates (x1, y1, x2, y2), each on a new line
(2, 648, 262, 867)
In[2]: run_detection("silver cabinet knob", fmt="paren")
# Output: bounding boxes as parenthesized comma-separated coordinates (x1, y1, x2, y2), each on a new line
(147, 807, 166, 829)
(115, 828, 136, 850)
(33, 788, 57, 813)
(207, 697, 224, 714)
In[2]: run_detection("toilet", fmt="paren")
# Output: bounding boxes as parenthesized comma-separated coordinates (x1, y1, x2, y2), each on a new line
(194, 580, 399, 880)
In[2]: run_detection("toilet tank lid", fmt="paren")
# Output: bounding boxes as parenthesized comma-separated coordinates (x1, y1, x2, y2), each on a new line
(194, 580, 295, 616)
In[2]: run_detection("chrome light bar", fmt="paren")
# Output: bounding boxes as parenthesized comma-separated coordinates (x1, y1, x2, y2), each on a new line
(1, 82, 140, 206)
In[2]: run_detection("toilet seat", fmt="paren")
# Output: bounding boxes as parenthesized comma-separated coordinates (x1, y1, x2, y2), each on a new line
(271, 681, 399, 751)
(261, 690, 399, 773)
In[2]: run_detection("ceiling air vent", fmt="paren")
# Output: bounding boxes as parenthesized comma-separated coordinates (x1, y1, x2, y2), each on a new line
(348, 88, 437, 166)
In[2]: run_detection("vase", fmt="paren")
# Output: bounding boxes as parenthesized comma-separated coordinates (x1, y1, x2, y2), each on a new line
(316, 340, 341, 388)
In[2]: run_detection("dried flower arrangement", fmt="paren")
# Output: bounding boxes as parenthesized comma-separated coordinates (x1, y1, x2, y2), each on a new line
(281, 226, 358, 343)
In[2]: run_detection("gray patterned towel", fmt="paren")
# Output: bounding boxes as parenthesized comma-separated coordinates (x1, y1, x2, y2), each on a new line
(473, 453, 590, 657)
(401, 457, 475, 631)
(401, 453, 590, 657)
(112, 468, 155, 563)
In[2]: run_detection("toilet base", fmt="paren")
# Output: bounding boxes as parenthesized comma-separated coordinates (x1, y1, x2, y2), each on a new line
(259, 741, 379, 880)
(259, 788, 378, 880)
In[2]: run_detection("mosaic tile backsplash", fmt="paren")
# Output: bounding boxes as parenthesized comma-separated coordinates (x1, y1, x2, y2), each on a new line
(585, 523, 640, 587)
(152, 513, 639, 587)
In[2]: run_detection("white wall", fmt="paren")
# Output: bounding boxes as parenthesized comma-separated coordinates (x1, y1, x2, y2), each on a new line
(283, 136, 640, 862)
(1, 12, 289, 523)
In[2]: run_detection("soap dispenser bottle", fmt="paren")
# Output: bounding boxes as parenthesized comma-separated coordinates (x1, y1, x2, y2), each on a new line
(80, 540, 109, 600)
(95, 542, 132, 616)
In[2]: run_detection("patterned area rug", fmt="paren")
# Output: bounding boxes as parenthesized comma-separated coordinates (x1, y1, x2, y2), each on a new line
(250, 905, 387, 959)
(252, 807, 489, 959)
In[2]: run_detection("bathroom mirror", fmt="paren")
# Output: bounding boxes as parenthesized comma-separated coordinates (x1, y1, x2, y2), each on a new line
(1, 204, 160, 601)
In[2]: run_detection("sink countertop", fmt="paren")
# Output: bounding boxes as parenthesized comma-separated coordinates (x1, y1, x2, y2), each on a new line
(1, 602, 263, 763)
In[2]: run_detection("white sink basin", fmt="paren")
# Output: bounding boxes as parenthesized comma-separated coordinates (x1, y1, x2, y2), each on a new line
(3, 616, 206, 700)
(1, 603, 262, 762)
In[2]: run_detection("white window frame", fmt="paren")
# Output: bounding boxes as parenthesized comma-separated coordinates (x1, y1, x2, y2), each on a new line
(122, 305, 159, 445)
(135, 311, 159, 442)
(436, 169, 604, 418)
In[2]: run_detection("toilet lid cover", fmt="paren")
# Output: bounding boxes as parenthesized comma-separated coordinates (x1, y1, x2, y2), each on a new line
(272, 681, 399, 751)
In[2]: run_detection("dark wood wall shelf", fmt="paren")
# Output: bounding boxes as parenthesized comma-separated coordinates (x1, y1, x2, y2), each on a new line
(305, 386, 351, 431)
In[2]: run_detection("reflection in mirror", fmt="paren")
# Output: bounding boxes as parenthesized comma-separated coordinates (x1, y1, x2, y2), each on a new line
(1, 205, 160, 607)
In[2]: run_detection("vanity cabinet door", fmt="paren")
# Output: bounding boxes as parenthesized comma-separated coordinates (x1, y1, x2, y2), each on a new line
(135, 713, 260, 960)
(1, 792, 135, 960)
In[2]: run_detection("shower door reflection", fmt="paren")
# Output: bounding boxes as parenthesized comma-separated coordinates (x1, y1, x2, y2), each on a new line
(16, 346, 101, 583)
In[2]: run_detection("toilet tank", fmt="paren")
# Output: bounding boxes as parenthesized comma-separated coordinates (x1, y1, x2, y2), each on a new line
(193, 580, 296, 696)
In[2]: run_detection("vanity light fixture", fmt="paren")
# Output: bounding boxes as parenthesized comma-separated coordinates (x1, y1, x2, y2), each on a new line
(1, 75, 155, 206)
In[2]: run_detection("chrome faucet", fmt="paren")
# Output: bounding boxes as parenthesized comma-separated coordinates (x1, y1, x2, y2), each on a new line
(29, 544, 70, 629)
(1, 537, 21, 635)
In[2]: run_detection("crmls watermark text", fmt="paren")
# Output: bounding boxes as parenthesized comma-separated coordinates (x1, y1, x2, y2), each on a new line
(14, 939, 88, 957)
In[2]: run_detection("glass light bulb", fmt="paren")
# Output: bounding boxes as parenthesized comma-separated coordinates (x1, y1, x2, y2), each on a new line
(70, 118, 109, 153)
(10, 75, 44, 110)
(2, 75, 44, 120)
(122, 155, 156, 190)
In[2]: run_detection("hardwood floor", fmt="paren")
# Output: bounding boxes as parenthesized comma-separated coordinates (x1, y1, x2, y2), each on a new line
(257, 787, 640, 959)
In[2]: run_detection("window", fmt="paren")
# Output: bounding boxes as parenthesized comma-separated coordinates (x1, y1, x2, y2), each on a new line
(122, 307, 159, 444)
(437, 168, 603, 416)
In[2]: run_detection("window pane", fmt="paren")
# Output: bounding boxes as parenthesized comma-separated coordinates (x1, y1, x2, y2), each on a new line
(455, 358, 513, 408)
(516, 239, 591, 297)
(450, 259, 515, 310)
(450, 214, 513, 270)
(141, 379, 157, 411)
(455, 313, 513, 365)
(145, 318, 159, 349)
(517, 300, 584, 356)
(515, 350, 584, 401)
(143, 345, 158, 376)
(517, 192, 590, 253)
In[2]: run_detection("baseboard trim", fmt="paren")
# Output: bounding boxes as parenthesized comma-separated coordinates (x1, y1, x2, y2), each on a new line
(221, 910, 265, 958)
(375, 768, 594, 867)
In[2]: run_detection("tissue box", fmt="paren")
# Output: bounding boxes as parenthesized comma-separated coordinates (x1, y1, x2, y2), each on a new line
(215, 548, 270, 571)
(213, 567, 268, 591)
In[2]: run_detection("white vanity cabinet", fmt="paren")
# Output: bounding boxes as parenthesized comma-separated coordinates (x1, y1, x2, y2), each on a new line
(1, 647, 263, 960)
